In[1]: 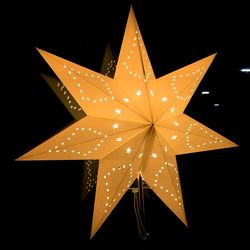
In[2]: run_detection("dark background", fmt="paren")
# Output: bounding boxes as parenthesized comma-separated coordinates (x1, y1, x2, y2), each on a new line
(3, 0, 247, 248)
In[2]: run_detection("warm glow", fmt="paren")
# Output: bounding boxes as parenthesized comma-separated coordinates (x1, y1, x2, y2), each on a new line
(18, 6, 238, 240)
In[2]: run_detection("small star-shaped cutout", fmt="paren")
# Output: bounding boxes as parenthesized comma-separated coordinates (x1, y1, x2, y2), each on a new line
(171, 135, 177, 140)
(126, 147, 132, 154)
(151, 153, 158, 159)
(112, 123, 119, 129)
(162, 97, 168, 102)
(135, 90, 142, 96)
(115, 108, 121, 115)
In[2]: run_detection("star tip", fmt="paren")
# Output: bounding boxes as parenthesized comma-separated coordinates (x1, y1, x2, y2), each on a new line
(203, 52, 218, 64)
(35, 47, 42, 52)
(209, 52, 218, 59)
(90, 232, 95, 240)
(15, 156, 24, 161)
(182, 217, 188, 227)
(129, 5, 135, 14)
(225, 139, 239, 148)
(15, 152, 32, 161)
(36, 48, 49, 57)
(37, 48, 45, 54)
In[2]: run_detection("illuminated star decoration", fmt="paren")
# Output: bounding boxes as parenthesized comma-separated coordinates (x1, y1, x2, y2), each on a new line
(18, 7, 238, 239)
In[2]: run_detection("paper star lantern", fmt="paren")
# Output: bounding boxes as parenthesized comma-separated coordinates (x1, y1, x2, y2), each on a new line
(18, 6, 238, 238)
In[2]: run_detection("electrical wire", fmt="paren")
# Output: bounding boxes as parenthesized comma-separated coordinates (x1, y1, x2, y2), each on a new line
(133, 191, 149, 240)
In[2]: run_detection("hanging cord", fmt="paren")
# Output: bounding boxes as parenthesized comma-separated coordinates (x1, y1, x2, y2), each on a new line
(132, 188, 149, 240)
